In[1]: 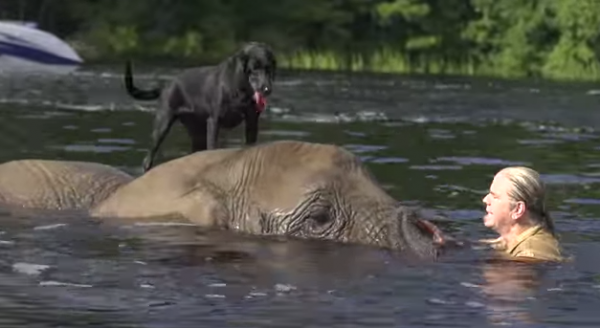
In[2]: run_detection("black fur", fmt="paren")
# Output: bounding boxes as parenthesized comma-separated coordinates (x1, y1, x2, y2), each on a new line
(124, 42, 277, 172)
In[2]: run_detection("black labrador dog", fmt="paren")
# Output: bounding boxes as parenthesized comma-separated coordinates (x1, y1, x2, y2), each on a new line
(123, 41, 277, 172)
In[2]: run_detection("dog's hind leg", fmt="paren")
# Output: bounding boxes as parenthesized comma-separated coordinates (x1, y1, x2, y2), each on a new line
(179, 113, 208, 152)
(142, 91, 178, 172)
(143, 111, 176, 172)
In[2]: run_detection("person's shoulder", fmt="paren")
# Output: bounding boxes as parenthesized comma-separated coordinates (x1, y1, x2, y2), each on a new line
(513, 230, 563, 262)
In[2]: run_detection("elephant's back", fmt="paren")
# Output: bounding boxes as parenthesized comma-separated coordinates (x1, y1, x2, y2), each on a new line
(0, 159, 134, 211)
(89, 148, 238, 219)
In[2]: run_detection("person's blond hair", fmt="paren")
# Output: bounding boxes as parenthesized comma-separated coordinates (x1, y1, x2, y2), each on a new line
(497, 166, 556, 235)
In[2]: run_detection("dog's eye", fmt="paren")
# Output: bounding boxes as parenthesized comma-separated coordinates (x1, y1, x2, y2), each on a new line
(252, 62, 262, 70)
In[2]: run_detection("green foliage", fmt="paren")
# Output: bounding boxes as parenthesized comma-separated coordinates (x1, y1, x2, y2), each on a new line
(542, 0, 600, 80)
(3, 0, 600, 81)
(161, 31, 203, 58)
(376, 0, 430, 23)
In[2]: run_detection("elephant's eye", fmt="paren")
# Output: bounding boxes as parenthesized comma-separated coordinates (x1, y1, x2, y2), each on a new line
(306, 202, 333, 231)
(304, 207, 335, 237)
(298, 190, 335, 235)
(310, 211, 330, 225)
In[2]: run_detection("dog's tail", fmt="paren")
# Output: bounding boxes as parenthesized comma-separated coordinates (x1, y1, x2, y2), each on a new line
(124, 60, 162, 100)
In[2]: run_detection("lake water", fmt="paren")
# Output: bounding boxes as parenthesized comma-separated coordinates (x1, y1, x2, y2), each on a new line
(0, 66, 599, 327)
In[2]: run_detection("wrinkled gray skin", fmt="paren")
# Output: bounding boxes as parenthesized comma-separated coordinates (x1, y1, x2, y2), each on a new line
(0, 140, 451, 258)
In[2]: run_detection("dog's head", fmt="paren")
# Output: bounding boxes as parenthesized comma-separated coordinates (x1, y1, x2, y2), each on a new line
(237, 42, 277, 112)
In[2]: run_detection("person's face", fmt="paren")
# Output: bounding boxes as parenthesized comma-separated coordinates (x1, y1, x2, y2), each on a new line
(482, 173, 520, 235)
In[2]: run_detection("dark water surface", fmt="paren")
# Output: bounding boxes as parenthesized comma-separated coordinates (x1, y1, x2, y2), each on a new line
(0, 67, 599, 327)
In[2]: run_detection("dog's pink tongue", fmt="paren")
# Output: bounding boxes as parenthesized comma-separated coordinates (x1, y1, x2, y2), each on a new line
(254, 92, 266, 112)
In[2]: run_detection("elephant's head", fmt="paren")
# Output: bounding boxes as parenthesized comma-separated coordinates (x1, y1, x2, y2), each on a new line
(84, 140, 457, 260)
(218, 141, 455, 259)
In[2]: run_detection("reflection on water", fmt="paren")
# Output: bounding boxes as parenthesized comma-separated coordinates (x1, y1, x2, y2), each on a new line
(480, 261, 543, 326)
(0, 68, 599, 327)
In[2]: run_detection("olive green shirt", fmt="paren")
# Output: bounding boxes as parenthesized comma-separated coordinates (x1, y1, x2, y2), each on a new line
(481, 225, 563, 262)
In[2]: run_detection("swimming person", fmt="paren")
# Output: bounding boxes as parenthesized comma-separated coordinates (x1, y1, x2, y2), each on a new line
(479, 166, 563, 263)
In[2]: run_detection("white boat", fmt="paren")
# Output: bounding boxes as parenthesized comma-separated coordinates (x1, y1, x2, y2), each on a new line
(0, 20, 83, 76)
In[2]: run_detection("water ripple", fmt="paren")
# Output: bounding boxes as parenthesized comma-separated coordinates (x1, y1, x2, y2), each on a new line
(563, 198, 600, 205)
(517, 139, 563, 146)
(541, 174, 600, 185)
(343, 144, 388, 154)
(12, 263, 50, 276)
(369, 157, 409, 164)
(434, 156, 530, 167)
(39, 281, 93, 288)
(428, 129, 457, 140)
(52, 144, 132, 153)
(410, 165, 463, 171)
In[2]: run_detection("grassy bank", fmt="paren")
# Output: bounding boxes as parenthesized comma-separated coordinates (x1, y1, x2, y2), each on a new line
(278, 49, 600, 82)
(279, 49, 477, 78)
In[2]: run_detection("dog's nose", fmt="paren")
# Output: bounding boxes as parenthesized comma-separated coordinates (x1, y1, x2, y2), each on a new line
(262, 85, 271, 95)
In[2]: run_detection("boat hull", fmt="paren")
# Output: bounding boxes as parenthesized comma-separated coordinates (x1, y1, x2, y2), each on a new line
(0, 21, 83, 76)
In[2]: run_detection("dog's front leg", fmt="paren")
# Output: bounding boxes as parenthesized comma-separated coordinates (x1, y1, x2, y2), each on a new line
(206, 116, 220, 150)
(245, 112, 259, 146)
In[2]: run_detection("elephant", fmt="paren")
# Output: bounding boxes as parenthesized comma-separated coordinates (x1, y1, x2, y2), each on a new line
(0, 140, 454, 259)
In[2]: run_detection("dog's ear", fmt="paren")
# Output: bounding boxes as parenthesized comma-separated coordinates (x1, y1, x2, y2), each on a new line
(236, 48, 251, 75)
(270, 56, 277, 80)
(241, 52, 251, 74)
